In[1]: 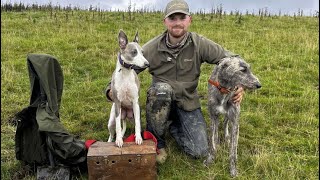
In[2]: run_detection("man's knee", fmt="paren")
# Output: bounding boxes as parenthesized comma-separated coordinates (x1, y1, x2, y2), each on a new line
(176, 108, 209, 158)
(147, 82, 173, 101)
(146, 82, 173, 117)
(184, 139, 209, 158)
(189, 145, 209, 158)
(146, 82, 173, 137)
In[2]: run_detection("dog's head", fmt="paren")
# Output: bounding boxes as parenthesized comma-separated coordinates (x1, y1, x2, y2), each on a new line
(213, 56, 261, 90)
(118, 29, 149, 69)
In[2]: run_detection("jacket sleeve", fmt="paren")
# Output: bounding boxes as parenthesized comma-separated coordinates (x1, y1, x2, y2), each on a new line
(105, 81, 113, 101)
(198, 35, 239, 64)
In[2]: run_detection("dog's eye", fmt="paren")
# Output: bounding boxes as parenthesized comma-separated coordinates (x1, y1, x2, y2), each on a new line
(240, 67, 247, 73)
(131, 49, 137, 56)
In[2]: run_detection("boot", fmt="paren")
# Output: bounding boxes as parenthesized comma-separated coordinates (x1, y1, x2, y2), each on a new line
(156, 148, 167, 164)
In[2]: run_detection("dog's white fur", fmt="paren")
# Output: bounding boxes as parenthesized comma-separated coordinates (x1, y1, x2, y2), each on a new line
(107, 30, 149, 147)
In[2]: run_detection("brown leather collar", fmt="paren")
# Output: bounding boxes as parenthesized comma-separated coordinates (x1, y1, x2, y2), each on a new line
(208, 79, 231, 94)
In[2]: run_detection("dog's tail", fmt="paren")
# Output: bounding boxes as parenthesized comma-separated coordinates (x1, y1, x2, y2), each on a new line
(121, 119, 126, 137)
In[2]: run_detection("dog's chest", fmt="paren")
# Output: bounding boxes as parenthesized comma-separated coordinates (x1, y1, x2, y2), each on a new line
(215, 95, 232, 114)
(215, 92, 239, 115)
(216, 98, 227, 114)
(114, 71, 139, 104)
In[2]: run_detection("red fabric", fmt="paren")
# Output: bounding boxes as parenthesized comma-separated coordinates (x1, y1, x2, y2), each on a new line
(124, 134, 136, 142)
(85, 139, 97, 149)
(143, 131, 159, 154)
(124, 131, 159, 154)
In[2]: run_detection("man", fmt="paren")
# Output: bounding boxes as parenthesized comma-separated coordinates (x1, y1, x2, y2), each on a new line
(106, 0, 244, 163)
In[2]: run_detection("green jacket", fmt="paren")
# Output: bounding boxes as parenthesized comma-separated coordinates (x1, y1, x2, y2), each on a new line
(142, 31, 237, 111)
(15, 54, 86, 166)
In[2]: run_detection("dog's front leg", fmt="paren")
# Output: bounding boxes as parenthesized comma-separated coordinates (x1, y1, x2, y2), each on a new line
(132, 99, 143, 145)
(229, 105, 240, 177)
(108, 103, 116, 142)
(115, 103, 124, 147)
(204, 111, 219, 165)
(223, 117, 230, 146)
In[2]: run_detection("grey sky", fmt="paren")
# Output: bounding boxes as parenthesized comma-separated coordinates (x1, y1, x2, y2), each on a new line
(2, 0, 319, 16)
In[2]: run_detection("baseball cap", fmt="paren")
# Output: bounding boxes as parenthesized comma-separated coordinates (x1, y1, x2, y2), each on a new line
(164, 0, 190, 18)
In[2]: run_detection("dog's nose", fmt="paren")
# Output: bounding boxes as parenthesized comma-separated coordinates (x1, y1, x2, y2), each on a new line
(145, 62, 150, 67)
(256, 83, 262, 89)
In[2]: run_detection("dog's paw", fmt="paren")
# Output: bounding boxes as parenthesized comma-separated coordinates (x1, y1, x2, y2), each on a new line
(107, 136, 113, 142)
(135, 134, 143, 145)
(115, 138, 123, 147)
(230, 168, 237, 177)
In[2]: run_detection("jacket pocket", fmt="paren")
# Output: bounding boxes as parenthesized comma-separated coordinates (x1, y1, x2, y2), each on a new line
(150, 53, 175, 77)
(178, 50, 200, 82)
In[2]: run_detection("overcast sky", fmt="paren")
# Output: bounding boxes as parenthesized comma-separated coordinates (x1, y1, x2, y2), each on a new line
(2, 0, 319, 16)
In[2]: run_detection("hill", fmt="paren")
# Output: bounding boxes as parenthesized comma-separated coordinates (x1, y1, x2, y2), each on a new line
(1, 9, 319, 179)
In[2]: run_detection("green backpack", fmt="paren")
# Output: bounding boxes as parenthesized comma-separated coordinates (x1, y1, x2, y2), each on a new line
(15, 106, 48, 164)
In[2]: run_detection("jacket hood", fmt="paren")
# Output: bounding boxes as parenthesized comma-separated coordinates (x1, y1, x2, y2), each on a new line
(27, 53, 63, 115)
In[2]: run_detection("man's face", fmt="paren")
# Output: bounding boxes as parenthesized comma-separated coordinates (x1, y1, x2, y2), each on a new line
(164, 13, 192, 38)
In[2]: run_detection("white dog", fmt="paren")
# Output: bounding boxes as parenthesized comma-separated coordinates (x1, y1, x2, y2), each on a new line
(107, 30, 149, 147)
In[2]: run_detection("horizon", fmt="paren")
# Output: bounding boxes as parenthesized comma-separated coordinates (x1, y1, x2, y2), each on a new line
(1, 0, 319, 16)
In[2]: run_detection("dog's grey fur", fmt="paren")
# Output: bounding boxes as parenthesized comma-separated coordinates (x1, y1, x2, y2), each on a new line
(107, 30, 149, 147)
(204, 56, 261, 177)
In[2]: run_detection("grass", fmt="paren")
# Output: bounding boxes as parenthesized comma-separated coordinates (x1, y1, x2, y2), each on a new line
(1, 9, 319, 180)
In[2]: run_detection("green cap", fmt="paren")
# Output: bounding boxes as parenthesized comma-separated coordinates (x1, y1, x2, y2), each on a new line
(164, 0, 190, 18)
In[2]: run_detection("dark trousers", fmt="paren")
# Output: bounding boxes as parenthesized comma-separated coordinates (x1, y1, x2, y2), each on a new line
(146, 82, 209, 158)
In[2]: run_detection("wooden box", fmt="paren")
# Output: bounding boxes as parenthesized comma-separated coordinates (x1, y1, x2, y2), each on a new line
(87, 140, 157, 180)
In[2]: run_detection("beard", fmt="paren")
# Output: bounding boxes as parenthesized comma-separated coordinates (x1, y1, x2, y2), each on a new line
(168, 26, 187, 38)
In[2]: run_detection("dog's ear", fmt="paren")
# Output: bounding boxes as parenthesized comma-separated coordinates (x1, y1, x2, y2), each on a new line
(118, 29, 128, 50)
(217, 60, 235, 80)
(224, 60, 240, 77)
(133, 31, 139, 43)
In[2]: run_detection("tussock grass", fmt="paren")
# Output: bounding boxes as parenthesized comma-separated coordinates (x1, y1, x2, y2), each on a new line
(1, 10, 319, 180)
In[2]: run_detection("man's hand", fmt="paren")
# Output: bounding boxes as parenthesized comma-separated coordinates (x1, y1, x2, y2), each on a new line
(232, 86, 244, 104)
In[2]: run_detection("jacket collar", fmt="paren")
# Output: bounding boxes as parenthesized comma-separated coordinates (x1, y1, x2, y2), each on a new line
(157, 31, 194, 54)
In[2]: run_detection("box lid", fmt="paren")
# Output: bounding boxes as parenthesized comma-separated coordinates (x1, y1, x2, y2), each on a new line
(87, 140, 156, 157)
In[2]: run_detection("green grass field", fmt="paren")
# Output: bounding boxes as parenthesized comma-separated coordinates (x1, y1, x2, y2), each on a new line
(1, 9, 319, 180)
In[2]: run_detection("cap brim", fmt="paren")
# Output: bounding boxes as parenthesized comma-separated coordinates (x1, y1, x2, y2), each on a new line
(164, 10, 190, 18)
